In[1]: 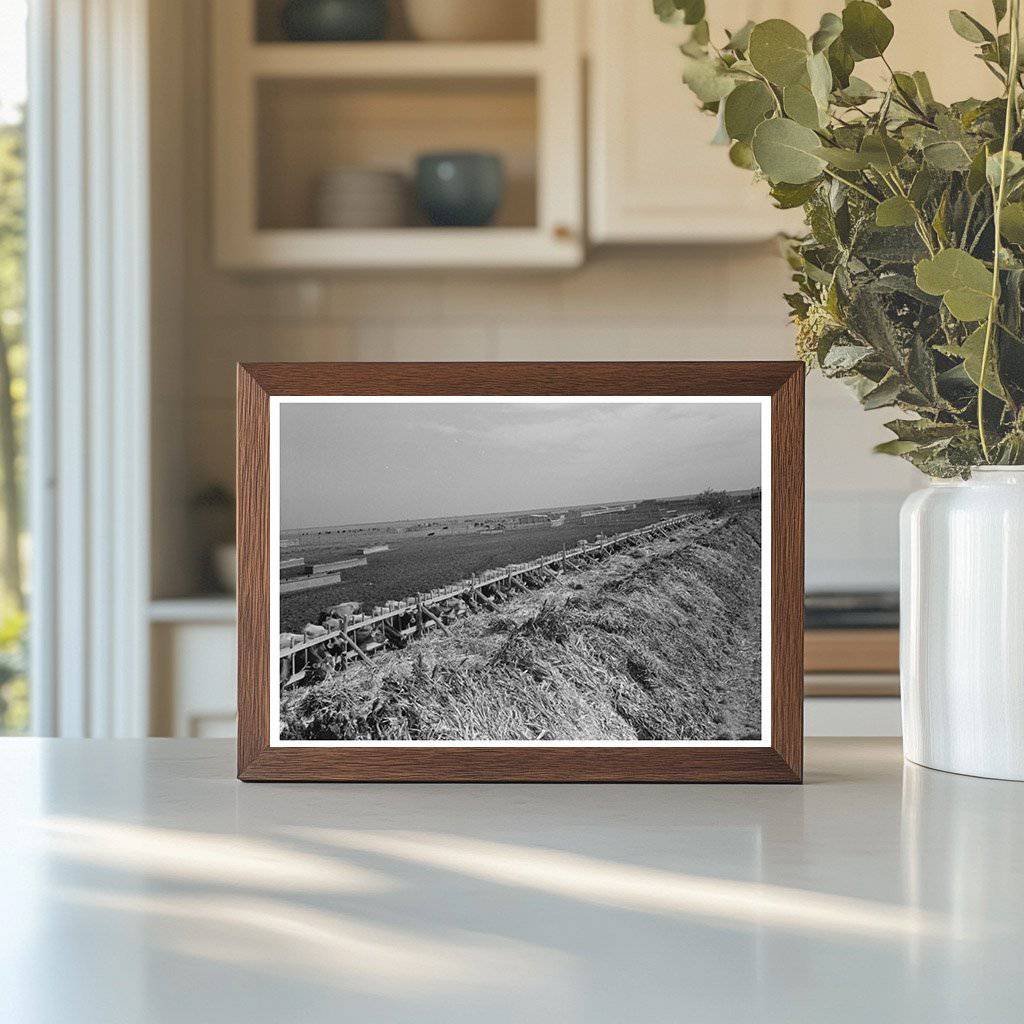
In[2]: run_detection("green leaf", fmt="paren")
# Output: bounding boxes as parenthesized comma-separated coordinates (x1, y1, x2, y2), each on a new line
(752, 117, 827, 184)
(723, 81, 775, 143)
(770, 179, 820, 209)
(808, 199, 840, 248)
(967, 143, 993, 193)
(860, 133, 905, 173)
(875, 196, 918, 228)
(815, 145, 872, 170)
(986, 150, 1024, 190)
(846, 283, 911, 372)
(979, 33, 1014, 73)
(807, 51, 833, 110)
(728, 140, 758, 169)
(783, 83, 822, 129)
(1000, 202, 1024, 242)
(681, 55, 737, 103)
(827, 35, 855, 89)
(842, 1, 895, 60)
(862, 375, 902, 409)
(810, 12, 843, 54)
(958, 325, 1007, 398)
(748, 19, 810, 87)
(909, 165, 936, 205)
(689, 20, 710, 46)
(710, 107, 731, 145)
(923, 141, 973, 171)
(932, 190, 950, 247)
(948, 10, 993, 44)
(724, 20, 755, 53)
(681, 0, 705, 25)
(892, 72, 919, 102)
(856, 226, 929, 263)
(653, 0, 677, 23)
(874, 439, 922, 455)
(822, 342, 873, 373)
(870, 273, 938, 305)
(915, 249, 994, 321)
(994, 0, 1008, 24)
(912, 71, 935, 105)
(908, 334, 941, 403)
(836, 75, 877, 104)
(654, 0, 705, 25)
(885, 419, 964, 443)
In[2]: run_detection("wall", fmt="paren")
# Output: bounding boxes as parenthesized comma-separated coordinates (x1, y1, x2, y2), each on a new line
(152, 0, 919, 599)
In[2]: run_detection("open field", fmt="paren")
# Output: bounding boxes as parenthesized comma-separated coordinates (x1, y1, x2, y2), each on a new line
(280, 502, 762, 742)
(279, 501, 705, 632)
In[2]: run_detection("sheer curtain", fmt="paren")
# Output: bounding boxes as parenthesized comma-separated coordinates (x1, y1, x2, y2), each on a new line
(28, 0, 150, 736)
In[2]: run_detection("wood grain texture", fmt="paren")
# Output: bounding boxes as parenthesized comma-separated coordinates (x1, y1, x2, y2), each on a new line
(804, 629, 899, 675)
(770, 366, 804, 782)
(236, 361, 805, 783)
(236, 366, 271, 778)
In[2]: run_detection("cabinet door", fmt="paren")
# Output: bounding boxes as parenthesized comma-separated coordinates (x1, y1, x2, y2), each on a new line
(588, 1, 814, 243)
(587, 1, 999, 244)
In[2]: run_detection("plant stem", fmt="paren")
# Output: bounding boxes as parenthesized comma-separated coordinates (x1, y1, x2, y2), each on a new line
(979, 0, 1021, 463)
(880, 54, 930, 120)
(821, 167, 879, 203)
(996, 317, 1024, 344)
(750, 69, 783, 116)
(968, 212, 994, 253)
(873, 167, 937, 254)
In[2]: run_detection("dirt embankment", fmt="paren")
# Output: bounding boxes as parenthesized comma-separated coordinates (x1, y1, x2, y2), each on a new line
(280, 506, 763, 742)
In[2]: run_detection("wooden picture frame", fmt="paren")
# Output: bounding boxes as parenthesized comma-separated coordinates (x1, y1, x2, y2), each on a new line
(237, 362, 804, 782)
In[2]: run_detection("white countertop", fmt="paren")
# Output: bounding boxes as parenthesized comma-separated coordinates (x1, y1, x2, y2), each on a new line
(1, 738, 1021, 1023)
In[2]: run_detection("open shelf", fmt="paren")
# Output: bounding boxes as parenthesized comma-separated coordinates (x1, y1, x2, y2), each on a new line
(221, 227, 578, 269)
(257, 76, 537, 232)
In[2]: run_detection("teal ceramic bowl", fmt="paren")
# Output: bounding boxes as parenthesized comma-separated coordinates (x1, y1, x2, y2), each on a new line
(280, 0, 388, 42)
(415, 152, 505, 228)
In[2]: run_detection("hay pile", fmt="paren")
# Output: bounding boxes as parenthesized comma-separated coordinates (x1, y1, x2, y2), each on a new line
(280, 506, 762, 742)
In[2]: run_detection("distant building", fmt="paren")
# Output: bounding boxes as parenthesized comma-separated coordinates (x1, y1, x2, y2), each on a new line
(580, 505, 628, 518)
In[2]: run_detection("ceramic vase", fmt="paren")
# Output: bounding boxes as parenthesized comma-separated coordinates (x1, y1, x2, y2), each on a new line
(900, 467, 1024, 781)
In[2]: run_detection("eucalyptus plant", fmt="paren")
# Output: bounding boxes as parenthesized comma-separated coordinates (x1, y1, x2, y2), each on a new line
(658, 0, 1024, 475)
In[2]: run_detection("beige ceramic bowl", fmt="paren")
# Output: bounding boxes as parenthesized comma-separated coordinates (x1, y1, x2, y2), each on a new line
(404, 0, 534, 42)
(314, 168, 409, 228)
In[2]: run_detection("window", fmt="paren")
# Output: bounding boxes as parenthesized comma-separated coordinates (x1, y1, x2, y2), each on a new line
(0, 0, 28, 734)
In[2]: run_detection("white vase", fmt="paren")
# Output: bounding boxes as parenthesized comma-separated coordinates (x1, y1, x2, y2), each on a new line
(900, 467, 1024, 780)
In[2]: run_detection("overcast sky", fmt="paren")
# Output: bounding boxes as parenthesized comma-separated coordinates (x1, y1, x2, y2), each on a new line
(279, 400, 762, 529)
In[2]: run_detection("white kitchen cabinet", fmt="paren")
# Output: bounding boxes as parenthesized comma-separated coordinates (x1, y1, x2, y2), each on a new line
(211, 0, 584, 269)
(587, 0, 999, 244)
(588, 1, 814, 243)
(150, 601, 237, 738)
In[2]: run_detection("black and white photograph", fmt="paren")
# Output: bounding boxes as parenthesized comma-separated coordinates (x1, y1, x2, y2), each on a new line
(271, 397, 770, 745)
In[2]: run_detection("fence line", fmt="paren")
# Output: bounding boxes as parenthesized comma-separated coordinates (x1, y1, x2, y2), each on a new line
(280, 512, 700, 687)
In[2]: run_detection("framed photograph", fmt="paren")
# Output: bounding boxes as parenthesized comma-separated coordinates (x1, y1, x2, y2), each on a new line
(237, 362, 804, 782)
